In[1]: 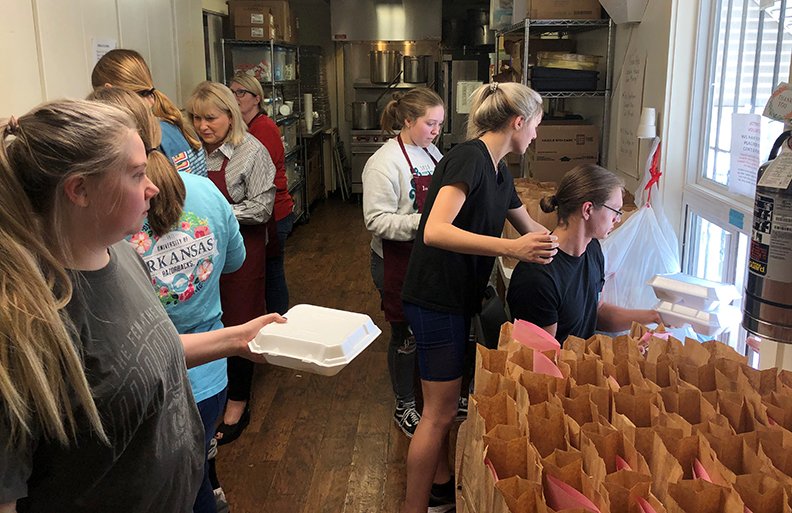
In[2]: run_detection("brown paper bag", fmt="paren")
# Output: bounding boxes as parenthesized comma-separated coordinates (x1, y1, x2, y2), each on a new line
(582, 421, 651, 476)
(633, 428, 685, 502)
(659, 387, 718, 426)
(494, 476, 551, 513)
(700, 339, 747, 365)
(660, 432, 736, 486)
(764, 391, 792, 431)
(612, 334, 645, 364)
(570, 385, 613, 425)
(542, 461, 611, 513)
(585, 334, 615, 365)
(562, 393, 601, 427)
(473, 391, 522, 434)
(528, 402, 571, 458)
(605, 470, 668, 513)
(512, 366, 569, 406)
(664, 479, 746, 513)
(615, 359, 656, 392)
(562, 335, 588, 357)
(641, 359, 679, 389)
(613, 386, 665, 428)
(734, 473, 792, 513)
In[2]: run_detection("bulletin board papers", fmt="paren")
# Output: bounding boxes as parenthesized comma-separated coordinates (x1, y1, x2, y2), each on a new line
(763, 82, 792, 123)
(456, 81, 483, 114)
(728, 113, 762, 198)
(616, 50, 647, 178)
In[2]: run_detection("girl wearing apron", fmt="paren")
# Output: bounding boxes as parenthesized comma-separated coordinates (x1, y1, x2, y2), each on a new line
(186, 81, 277, 446)
(362, 88, 445, 439)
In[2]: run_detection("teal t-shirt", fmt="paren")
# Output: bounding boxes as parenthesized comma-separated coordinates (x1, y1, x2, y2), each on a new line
(128, 172, 245, 402)
(160, 120, 208, 177)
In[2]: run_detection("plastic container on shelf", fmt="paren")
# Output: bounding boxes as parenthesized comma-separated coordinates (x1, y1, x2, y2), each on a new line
(536, 52, 601, 71)
(284, 48, 297, 80)
(248, 304, 381, 376)
(648, 273, 740, 311)
(531, 67, 599, 91)
(273, 47, 286, 81)
(654, 301, 741, 337)
(231, 46, 272, 82)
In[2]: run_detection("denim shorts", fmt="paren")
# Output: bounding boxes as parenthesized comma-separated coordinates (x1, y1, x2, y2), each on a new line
(402, 301, 471, 382)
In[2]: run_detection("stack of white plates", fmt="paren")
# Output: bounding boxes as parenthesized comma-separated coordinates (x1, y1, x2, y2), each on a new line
(648, 273, 740, 337)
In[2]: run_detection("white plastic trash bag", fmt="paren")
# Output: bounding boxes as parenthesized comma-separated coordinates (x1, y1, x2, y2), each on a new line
(601, 203, 681, 309)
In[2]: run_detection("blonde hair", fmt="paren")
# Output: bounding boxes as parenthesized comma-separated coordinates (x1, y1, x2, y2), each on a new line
(540, 164, 625, 226)
(466, 82, 543, 140)
(380, 87, 444, 136)
(186, 81, 248, 147)
(91, 48, 202, 151)
(0, 99, 137, 445)
(230, 72, 266, 112)
(88, 87, 186, 237)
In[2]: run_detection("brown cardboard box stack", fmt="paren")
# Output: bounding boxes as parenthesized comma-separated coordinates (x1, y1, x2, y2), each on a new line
(456, 321, 792, 513)
(512, 0, 603, 21)
(228, 0, 296, 42)
(527, 123, 599, 182)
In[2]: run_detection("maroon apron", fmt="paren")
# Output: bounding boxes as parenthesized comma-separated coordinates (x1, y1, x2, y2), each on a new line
(381, 135, 437, 322)
(209, 157, 269, 326)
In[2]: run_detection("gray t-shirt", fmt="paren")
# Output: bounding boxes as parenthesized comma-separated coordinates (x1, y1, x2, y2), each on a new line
(1, 242, 204, 512)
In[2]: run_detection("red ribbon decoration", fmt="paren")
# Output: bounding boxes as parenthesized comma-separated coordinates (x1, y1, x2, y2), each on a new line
(644, 143, 662, 206)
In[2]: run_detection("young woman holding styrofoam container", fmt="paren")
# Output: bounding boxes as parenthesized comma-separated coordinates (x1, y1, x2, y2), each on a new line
(399, 82, 559, 513)
(0, 99, 283, 513)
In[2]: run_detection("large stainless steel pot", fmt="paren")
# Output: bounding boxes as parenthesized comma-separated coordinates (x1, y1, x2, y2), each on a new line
(403, 55, 429, 83)
(352, 101, 378, 130)
(370, 50, 401, 84)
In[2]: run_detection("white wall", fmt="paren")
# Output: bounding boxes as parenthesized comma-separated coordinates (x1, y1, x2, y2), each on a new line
(0, 0, 205, 116)
(605, 0, 691, 236)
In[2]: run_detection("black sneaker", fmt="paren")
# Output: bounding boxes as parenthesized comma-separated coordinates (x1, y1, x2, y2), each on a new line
(455, 396, 468, 421)
(394, 403, 421, 438)
(428, 492, 455, 513)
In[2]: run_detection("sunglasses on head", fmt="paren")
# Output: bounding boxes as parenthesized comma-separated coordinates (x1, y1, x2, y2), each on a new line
(137, 87, 156, 98)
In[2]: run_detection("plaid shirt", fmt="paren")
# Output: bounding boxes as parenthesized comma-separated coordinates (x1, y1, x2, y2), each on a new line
(206, 133, 276, 225)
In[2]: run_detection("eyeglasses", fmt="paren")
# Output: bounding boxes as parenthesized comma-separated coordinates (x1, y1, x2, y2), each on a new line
(601, 203, 624, 218)
(230, 88, 254, 99)
(137, 87, 156, 98)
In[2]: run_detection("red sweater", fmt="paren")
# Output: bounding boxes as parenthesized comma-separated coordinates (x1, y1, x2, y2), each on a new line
(248, 113, 294, 221)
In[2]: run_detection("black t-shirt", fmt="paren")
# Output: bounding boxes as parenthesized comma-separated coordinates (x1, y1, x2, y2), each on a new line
(402, 139, 522, 315)
(507, 238, 605, 342)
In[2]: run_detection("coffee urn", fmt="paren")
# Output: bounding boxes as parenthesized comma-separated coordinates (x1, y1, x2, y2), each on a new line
(743, 131, 792, 351)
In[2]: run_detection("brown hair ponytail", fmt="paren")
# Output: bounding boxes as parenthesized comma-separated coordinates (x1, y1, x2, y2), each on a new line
(88, 87, 185, 236)
(379, 86, 444, 135)
(91, 48, 202, 151)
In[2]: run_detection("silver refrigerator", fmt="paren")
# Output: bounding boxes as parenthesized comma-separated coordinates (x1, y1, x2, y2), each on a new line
(437, 56, 482, 153)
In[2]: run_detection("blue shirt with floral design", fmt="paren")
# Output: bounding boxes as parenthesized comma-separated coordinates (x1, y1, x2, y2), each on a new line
(128, 172, 245, 402)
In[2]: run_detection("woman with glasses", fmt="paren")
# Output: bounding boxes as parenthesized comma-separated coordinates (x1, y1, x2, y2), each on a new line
(92, 49, 208, 177)
(361, 87, 444, 440)
(507, 163, 661, 342)
(186, 81, 276, 446)
(229, 72, 294, 318)
(399, 82, 558, 513)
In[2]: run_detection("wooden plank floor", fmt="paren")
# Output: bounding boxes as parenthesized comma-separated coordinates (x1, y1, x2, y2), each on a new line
(216, 196, 411, 513)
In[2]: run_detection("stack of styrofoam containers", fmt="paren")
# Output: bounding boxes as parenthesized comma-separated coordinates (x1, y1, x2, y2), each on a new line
(248, 304, 381, 376)
(648, 273, 741, 337)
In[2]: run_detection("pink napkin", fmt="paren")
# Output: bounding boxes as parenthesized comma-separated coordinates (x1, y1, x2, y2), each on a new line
(533, 350, 564, 378)
(692, 458, 712, 482)
(636, 496, 659, 513)
(513, 319, 561, 354)
(615, 455, 632, 471)
(545, 473, 601, 513)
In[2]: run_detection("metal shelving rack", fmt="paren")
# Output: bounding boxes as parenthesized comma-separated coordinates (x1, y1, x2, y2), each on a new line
(496, 18, 614, 171)
(221, 38, 308, 222)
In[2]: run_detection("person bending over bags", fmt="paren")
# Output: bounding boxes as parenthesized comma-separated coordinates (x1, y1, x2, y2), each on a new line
(507, 164, 660, 342)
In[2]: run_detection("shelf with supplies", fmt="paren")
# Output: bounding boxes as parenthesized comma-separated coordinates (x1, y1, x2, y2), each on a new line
(222, 38, 314, 220)
(495, 16, 614, 182)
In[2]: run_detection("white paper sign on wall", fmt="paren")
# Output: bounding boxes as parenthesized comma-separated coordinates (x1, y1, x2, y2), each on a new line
(729, 113, 762, 198)
(92, 38, 117, 66)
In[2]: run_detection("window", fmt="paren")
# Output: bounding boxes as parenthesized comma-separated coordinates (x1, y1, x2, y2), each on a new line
(682, 0, 792, 349)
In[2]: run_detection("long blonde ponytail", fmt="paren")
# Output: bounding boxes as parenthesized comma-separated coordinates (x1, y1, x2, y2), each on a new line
(0, 100, 136, 445)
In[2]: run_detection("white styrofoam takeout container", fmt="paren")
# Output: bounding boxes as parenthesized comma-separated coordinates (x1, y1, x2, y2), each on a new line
(654, 300, 741, 337)
(248, 304, 381, 376)
(648, 273, 740, 312)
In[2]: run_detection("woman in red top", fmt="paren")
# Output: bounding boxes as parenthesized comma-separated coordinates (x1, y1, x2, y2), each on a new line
(229, 73, 295, 318)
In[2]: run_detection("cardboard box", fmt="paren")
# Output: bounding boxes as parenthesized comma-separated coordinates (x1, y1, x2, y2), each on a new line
(527, 122, 599, 181)
(233, 23, 276, 41)
(513, 0, 602, 21)
(228, 0, 294, 42)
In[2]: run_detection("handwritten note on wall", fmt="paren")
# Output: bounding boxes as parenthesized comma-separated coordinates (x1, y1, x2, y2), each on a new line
(729, 113, 762, 198)
(616, 51, 647, 178)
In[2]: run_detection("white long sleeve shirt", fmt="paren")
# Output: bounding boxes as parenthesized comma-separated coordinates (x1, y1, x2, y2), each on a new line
(362, 137, 442, 257)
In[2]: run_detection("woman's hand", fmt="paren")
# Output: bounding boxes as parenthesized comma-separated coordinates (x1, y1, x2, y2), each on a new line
(233, 313, 287, 360)
(508, 231, 558, 264)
